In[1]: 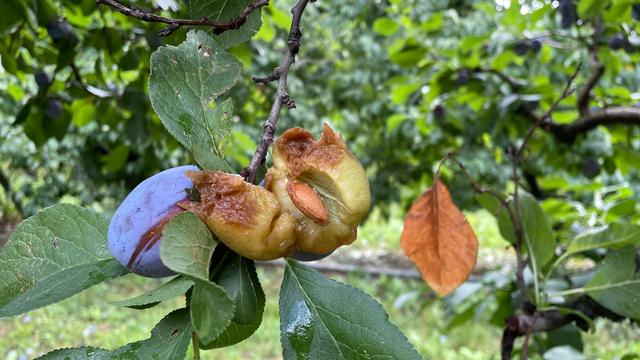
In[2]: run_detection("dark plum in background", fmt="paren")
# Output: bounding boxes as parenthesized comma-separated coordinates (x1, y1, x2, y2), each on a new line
(108, 165, 198, 277)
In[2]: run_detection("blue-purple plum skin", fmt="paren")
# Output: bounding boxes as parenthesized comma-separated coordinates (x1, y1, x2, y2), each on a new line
(291, 250, 333, 262)
(108, 165, 198, 277)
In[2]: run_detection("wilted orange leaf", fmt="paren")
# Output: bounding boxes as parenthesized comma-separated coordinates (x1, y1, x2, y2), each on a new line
(400, 177, 478, 296)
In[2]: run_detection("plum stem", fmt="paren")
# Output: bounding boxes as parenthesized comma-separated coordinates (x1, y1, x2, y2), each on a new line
(241, 0, 314, 184)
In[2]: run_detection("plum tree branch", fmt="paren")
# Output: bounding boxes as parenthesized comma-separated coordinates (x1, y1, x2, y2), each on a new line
(500, 296, 624, 360)
(96, 0, 269, 36)
(241, 0, 313, 184)
(487, 63, 640, 144)
(546, 106, 640, 143)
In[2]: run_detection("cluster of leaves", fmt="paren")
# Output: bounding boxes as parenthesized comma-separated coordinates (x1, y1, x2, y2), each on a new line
(0, 0, 191, 216)
(0, 1, 423, 359)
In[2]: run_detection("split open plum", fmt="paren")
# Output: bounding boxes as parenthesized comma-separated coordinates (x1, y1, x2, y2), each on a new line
(266, 123, 371, 255)
(108, 125, 371, 270)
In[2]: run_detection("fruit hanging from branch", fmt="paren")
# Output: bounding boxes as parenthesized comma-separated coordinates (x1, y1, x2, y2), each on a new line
(107, 125, 371, 273)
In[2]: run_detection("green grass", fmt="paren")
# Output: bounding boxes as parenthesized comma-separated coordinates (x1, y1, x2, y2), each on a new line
(357, 206, 510, 252)
(2, 266, 638, 360)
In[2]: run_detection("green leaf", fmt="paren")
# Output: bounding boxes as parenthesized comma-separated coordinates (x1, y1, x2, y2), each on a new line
(24, 109, 49, 147)
(190, 99, 234, 172)
(38, 308, 193, 359)
(160, 212, 217, 280)
(543, 346, 586, 360)
(519, 191, 556, 270)
(160, 212, 235, 344)
(211, 247, 257, 324)
(70, 98, 95, 127)
(14, 97, 33, 125)
(201, 246, 265, 349)
(545, 324, 583, 352)
(37, 347, 112, 359)
(373, 17, 400, 36)
(0, 204, 128, 318)
(102, 144, 129, 172)
(269, 6, 292, 30)
(386, 114, 407, 134)
(0, 0, 25, 35)
(149, 30, 241, 168)
(586, 246, 640, 320)
(192, 143, 234, 172)
(279, 259, 421, 360)
(476, 193, 515, 244)
(421, 12, 443, 33)
(125, 307, 192, 359)
(110, 276, 194, 309)
(391, 82, 421, 104)
(190, 0, 263, 48)
(577, 0, 609, 18)
(489, 288, 515, 327)
(477, 191, 555, 277)
(565, 224, 640, 257)
(34, 0, 58, 26)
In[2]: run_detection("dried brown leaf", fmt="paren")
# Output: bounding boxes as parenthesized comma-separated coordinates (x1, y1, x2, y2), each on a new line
(400, 177, 478, 296)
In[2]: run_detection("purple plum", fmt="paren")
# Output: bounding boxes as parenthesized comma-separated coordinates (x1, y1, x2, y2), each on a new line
(108, 165, 198, 277)
(291, 250, 333, 262)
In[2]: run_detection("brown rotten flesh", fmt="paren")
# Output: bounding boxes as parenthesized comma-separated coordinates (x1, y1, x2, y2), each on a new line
(266, 123, 371, 254)
(178, 171, 296, 261)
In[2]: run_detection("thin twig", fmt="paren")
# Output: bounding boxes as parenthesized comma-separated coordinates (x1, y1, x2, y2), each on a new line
(241, 0, 312, 184)
(438, 153, 516, 222)
(96, 0, 269, 36)
(473, 67, 525, 91)
(515, 63, 582, 160)
(252, 68, 281, 84)
(577, 47, 604, 116)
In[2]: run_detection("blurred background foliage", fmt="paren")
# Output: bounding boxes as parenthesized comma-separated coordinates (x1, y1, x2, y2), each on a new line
(2, 0, 640, 359)
(2, 0, 640, 226)
(2, 0, 640, 230)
